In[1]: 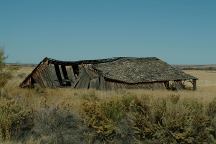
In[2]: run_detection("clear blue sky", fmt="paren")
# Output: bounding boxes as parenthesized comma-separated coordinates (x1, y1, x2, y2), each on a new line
(0, 0, 215, 64)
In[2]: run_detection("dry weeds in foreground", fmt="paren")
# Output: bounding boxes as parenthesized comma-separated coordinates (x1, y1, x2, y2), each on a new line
(0, 67, 216, 143)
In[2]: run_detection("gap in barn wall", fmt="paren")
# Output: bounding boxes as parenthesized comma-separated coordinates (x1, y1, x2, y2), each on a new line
(54, 64, 63, 86)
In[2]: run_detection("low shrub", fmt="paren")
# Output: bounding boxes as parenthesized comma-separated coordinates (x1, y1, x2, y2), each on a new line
(0, 97, 33, 141)
(0, 72, 12, 88)
(80, 93, 216, 143)
(207, 97, 216, 118)
(0, 49, 12, 88)
(32, 102, 87, 144)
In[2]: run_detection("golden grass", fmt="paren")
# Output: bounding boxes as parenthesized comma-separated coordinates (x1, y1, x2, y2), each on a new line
(3, 67, 216, 113)
(185, 70, 216, 87)
(1, 67, 216, 143)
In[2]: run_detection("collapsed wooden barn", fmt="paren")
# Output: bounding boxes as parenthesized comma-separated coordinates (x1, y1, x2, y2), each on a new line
(20, 57, 198, 90)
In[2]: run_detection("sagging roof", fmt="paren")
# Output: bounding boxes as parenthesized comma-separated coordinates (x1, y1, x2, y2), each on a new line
(20, 57, 197, 88)
(93, 57, 197, 83)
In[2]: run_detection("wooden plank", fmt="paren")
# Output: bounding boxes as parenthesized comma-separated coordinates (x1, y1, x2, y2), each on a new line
(48, 64, 60, 87)
(99, 76, 106, 90)
(85, 67, 98, 79)
(44, 65, 55, 87)
(61, 65, 69, 79)
(107, 81, 115, 90)
(39, 69, 49, 87)
(54, 64, 63, 86)
(59, 65, 65, 84)
(89, 78, 100, 89)
(61, 65, 71, 86)
(75, 67, 90, 89)
(33, 72, 45, 88)
(105, 81, 111, 90)
(193, 79, 197, 90)
(40, 69, 49, 87)
(42, 66, 56, 87)
(72, 64, 79, 77)
(66, 66, 76, 86)
(76, 78, 90, 89)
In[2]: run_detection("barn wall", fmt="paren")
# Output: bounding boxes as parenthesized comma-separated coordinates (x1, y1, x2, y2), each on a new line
(104, 80, 166, 90)
(21, 61, 183, 90)
(30, 63, 76, 88)
(28, 63, 167, 90)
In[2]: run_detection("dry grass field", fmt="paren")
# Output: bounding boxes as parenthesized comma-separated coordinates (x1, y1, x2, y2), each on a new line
(186, 70, 216, 87)
(1, 66, 216, 143)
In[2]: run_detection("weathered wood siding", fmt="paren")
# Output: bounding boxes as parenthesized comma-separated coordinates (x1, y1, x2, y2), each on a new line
(104, 80, 166, 90)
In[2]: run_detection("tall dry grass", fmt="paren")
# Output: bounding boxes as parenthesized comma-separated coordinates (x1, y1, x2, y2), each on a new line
(0, 67, 216, 143)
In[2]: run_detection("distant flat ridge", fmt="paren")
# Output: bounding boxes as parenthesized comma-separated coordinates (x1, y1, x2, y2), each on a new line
(174, 64, 216, 70)
(6, 63, 216, 70)
(6, 63, 36, 67)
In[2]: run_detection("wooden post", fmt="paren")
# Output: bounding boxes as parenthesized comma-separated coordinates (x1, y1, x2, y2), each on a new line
(192, 79, 197, 90)
(164, 81, 170, 89)
(54, 64, 63, 86)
